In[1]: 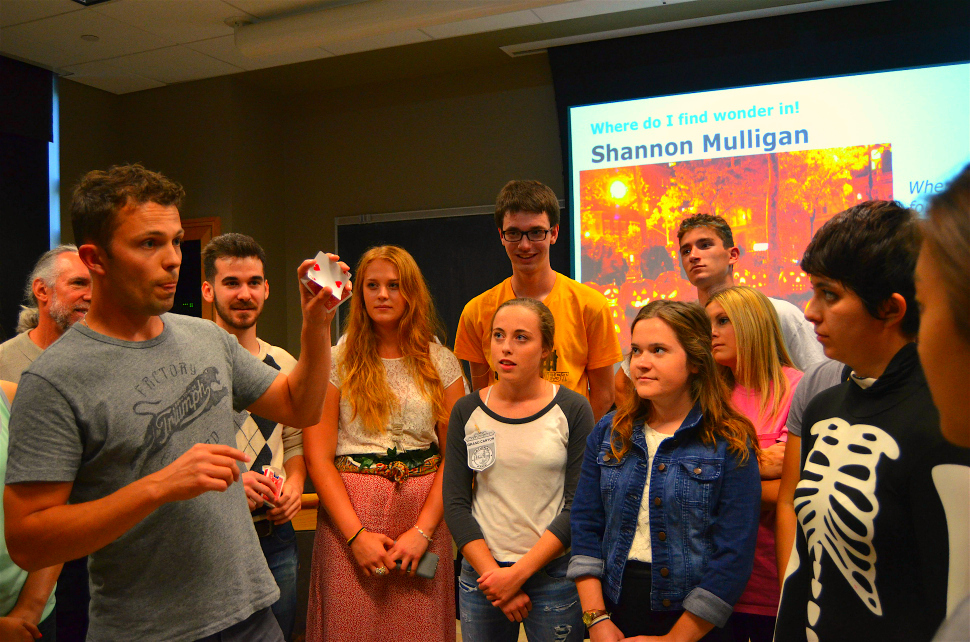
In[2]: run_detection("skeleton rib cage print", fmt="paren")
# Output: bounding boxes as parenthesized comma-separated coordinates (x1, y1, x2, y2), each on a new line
(793, 417, 900, 639)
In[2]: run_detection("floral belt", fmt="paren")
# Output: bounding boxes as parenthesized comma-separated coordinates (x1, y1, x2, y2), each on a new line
(335, 443, 440, 483)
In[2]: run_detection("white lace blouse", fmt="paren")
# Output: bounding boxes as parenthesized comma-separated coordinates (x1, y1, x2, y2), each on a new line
(330, 341, 463, 456)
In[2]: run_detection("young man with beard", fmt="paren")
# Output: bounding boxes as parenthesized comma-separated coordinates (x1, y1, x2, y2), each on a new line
(3, 164, 348, 642)
(0, 246, 91, 382)
(201, 233, 303, 641)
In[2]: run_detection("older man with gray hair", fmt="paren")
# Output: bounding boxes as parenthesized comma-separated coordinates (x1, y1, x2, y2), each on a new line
(0, 245, 91, 382)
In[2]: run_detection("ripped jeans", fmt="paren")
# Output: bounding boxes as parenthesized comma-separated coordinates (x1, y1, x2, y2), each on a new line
(459, 556, 584, 642)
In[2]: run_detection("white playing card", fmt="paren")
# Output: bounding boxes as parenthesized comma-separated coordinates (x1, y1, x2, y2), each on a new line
(300, 251, 352, 311)
(329, 260, 348, 299)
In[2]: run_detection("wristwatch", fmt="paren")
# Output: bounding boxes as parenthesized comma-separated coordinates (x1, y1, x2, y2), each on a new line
(582, 609, 610, 628)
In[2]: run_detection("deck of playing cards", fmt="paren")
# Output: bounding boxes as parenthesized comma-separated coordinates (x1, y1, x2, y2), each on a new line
(300, 251, 352, 312)
(261, 465, 285, 501)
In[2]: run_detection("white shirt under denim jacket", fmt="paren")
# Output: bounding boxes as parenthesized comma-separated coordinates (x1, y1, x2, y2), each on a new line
(566, 404, 761, 629)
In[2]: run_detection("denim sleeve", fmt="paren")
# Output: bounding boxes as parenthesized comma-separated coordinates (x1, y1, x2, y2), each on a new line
(567, 554, 605, 581)
(684, 446, 761, 628)
(442, 396, 486, 551)
(546, 391, 595, 548)
(567, 413, 613, 576)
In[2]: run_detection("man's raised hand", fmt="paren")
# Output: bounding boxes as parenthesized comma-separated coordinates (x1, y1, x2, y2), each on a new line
(297, 255, 352, 326)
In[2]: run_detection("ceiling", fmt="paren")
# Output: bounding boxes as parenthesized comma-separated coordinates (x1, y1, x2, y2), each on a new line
(0, 0, 869, 95)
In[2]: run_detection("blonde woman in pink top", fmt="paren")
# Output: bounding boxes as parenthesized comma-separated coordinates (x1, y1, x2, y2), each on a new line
(705, 286, 802, 642)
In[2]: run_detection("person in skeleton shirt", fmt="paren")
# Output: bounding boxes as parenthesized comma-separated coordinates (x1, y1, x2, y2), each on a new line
(774, 200, 970, 641)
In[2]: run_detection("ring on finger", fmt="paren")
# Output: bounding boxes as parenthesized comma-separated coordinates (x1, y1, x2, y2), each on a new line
(375, 566, 389, 576)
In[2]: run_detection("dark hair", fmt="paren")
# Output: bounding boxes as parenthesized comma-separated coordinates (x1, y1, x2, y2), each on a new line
(494, 180, 560, 228)
(677, 213, 735, 247)
(71, 164, 185, 250)
(201, 233, 268, 282)
(801, 200, 921, 336)
(922, 164, 970, 343)
(491, 297, 556, 352)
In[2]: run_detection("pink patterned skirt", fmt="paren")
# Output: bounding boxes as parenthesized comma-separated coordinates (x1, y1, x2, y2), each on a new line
(306, 471, 456, 642)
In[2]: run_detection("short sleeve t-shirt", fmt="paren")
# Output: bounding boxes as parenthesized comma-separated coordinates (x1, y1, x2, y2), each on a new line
(454, 273, 622, 397)
(732, 366, 803, 447)
(786, 359, 846, 438)
(6, 314, 281, 642)
(767, 297, 827, 371)
(0, 331, 43, 383)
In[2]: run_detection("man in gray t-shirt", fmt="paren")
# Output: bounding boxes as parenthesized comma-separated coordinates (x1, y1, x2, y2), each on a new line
(3, 165, 348, 642)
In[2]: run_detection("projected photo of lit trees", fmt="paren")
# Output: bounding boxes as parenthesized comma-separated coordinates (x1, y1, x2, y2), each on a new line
(578, 144, 892, 350)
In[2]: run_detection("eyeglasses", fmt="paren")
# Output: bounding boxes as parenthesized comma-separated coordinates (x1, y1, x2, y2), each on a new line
(501, 228, 551, 243)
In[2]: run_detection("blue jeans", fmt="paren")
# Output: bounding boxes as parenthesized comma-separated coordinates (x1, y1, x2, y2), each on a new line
(459, 556, 584, 642)
(259, 521, 298, 641)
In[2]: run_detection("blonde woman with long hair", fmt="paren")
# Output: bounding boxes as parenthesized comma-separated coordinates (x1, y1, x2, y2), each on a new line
(568, 300, 761, 642)
(304, 246, 464, 641)
(705, 286, 802, 641)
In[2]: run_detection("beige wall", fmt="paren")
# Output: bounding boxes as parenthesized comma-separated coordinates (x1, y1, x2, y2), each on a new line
(59, 55, 562, 353)
(58, 79, 121, 223)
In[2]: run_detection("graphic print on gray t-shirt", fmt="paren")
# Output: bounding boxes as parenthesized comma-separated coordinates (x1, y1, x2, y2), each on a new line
(5, 314, 282, 642)
(131, 365, 231, 469)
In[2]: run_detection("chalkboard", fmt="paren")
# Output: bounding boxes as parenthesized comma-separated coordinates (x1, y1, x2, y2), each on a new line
(335, 204, 570, 348)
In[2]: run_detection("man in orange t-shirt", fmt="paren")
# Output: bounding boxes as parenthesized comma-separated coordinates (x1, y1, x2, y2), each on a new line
(454, 180, 622, 421)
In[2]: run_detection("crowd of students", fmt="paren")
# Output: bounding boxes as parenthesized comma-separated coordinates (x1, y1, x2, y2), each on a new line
(0, 163, 966, 642)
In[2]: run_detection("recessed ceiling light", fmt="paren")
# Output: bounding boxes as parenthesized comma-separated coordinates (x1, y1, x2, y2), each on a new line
(80, 34, 100, 42)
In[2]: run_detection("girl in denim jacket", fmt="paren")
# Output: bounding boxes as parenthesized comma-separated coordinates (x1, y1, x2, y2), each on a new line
(568, 300, 762, 642)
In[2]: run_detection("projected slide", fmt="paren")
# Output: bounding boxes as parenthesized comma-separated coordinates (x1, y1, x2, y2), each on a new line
(569, 63, 970, 349)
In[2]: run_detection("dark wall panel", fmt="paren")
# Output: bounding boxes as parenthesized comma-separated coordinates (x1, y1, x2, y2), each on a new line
(0, 56, 53, 340)
(0, 134, 49, 339)
(0, 56, 52, 142)
(336, 213, 569, 347)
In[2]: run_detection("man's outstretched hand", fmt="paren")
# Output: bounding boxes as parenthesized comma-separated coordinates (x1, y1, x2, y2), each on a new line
(149, 443, 248, 503)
